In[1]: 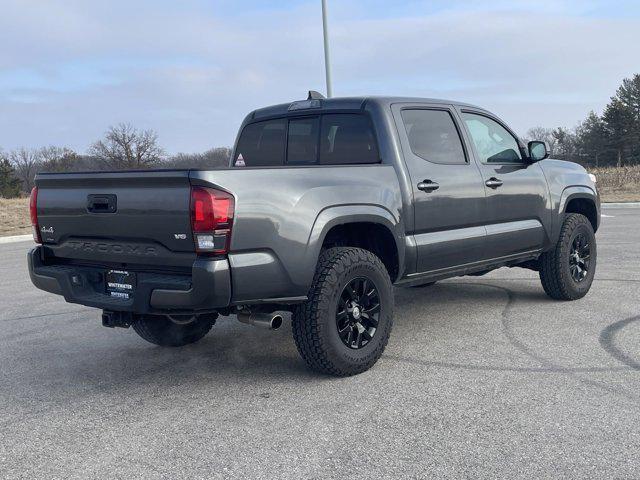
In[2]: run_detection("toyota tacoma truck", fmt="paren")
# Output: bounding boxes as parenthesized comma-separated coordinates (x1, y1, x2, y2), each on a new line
(28, 93, 600, 376)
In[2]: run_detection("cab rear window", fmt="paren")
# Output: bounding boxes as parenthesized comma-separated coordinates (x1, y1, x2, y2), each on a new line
(233, 114, 379, 167)
(287, 117, 320, 165)
(320, 114, 379, 165)
(233, 119, 286, 167)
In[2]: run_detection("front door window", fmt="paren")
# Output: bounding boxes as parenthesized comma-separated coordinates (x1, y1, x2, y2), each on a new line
(462, 113, 522, 164)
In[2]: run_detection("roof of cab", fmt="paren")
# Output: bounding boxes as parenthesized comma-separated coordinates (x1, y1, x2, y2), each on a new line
(249, 95, 485, 120)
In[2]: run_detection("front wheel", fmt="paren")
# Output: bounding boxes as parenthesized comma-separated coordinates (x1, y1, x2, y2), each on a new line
(132, 314, 216, 347)
(539, 213, 597, 300)
(292, 247, 394, 376)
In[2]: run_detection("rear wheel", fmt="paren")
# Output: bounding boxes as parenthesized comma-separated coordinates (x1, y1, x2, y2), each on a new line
(292, 247, 394, 376)
(539, 213, 596, 300)
(132, 314, 216, 347)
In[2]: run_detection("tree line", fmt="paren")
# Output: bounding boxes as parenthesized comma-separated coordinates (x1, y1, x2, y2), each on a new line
(2, 73, 639, 198)
(0, 123, 231, 197)
(525, 73, 640, 167)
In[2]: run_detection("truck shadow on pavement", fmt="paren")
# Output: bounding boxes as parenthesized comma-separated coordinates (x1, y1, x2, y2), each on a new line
(4, 280, 638, 404)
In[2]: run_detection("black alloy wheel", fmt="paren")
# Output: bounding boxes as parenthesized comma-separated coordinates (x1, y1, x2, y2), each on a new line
(539, 213, 597, 301)
(336, 277, 380, 349)
(291, 247, 394, 376)
(569, 233, 591, 282)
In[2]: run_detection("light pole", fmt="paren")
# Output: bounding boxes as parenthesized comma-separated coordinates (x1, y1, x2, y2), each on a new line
(321, 0, 333, 97)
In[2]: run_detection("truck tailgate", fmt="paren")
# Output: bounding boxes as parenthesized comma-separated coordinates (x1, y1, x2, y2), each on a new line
(35, 170, 197, 268)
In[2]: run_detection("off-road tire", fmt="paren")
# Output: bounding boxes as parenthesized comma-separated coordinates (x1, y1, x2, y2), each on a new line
(292, 247, 394, 376)
(132, 314, 215, 347)
(539, 213, 596, 300)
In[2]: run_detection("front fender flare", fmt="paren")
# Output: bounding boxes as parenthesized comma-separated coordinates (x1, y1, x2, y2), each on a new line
(554, 185, 599, 240)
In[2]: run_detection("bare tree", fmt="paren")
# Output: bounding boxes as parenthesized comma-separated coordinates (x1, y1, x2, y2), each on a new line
(89, 123, 164, 169)
(38, 146, 78, 172)
(526, 126, 549, 144)
(8, 147, 40, 192)
(165, 147, 232, 169)
(525, 126, 559, 155)
(201, 147, 232, 167)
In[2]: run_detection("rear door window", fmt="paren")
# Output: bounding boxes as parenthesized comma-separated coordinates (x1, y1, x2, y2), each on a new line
(234, 119, 286, 166)
(401, 109, 467, 164)
(320, 114, 379, 165)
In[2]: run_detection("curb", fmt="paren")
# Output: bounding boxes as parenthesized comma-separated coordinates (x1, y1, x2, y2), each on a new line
(0, 234, 33, 245)
(602, 202, 640, 208)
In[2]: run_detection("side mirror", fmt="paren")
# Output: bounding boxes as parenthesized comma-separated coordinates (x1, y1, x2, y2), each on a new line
(528, 141, 549, 162)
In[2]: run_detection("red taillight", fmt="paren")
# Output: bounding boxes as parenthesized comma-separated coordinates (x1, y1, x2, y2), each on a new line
(30, 186, 41, 244)
(190, 186, 234, 254)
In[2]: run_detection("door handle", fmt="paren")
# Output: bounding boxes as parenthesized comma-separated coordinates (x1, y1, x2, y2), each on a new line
(417, 180, 440, 192)
(485, 177, 503, 189)
(87, 194, 117, 213)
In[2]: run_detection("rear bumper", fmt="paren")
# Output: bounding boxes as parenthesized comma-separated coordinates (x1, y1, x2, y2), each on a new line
(27, 247, 231, 314)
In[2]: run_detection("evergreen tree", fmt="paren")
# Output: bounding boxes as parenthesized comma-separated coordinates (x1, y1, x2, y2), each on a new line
(551, 127, 576, 161)
(613, 74, 640, 164)
(0, 158, 21, 198)
(603, 97, 634, 167)
(575, 111, 609, 167)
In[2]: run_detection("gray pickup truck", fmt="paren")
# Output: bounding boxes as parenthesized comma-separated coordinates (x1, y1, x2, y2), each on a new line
(28, 93, 600, 376)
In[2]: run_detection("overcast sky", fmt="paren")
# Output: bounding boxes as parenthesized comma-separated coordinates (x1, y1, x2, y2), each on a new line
(1, 0, 639, 154)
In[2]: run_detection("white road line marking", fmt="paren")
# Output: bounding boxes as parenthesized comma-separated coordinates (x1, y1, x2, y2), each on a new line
(602, 202, 640, 208)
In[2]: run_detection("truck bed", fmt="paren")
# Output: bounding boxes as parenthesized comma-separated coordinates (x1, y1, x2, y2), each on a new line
(33, 165, 403, 306)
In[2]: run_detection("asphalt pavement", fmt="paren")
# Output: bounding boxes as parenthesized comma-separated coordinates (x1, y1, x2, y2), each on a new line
(1, 208, 639, 479)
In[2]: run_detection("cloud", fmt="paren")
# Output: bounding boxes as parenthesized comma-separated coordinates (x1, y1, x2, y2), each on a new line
(0, 0, 638, 152)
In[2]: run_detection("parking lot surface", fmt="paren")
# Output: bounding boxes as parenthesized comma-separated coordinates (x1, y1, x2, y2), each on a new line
(1, 208, 639, 479)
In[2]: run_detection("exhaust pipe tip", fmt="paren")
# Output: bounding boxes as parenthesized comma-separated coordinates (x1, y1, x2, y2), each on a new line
(102, 310, 133, 329)
(270, 314, 283, 330)
(237, 311, 283, 330)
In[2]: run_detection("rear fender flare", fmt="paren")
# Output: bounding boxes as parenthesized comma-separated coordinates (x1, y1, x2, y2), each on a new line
(301, 205, 405, 286)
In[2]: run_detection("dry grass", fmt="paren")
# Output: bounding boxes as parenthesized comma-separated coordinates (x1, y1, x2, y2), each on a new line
(0, 167, 638, 237)
(0, 197, 31, 236)
(589, 165, 640, 202)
